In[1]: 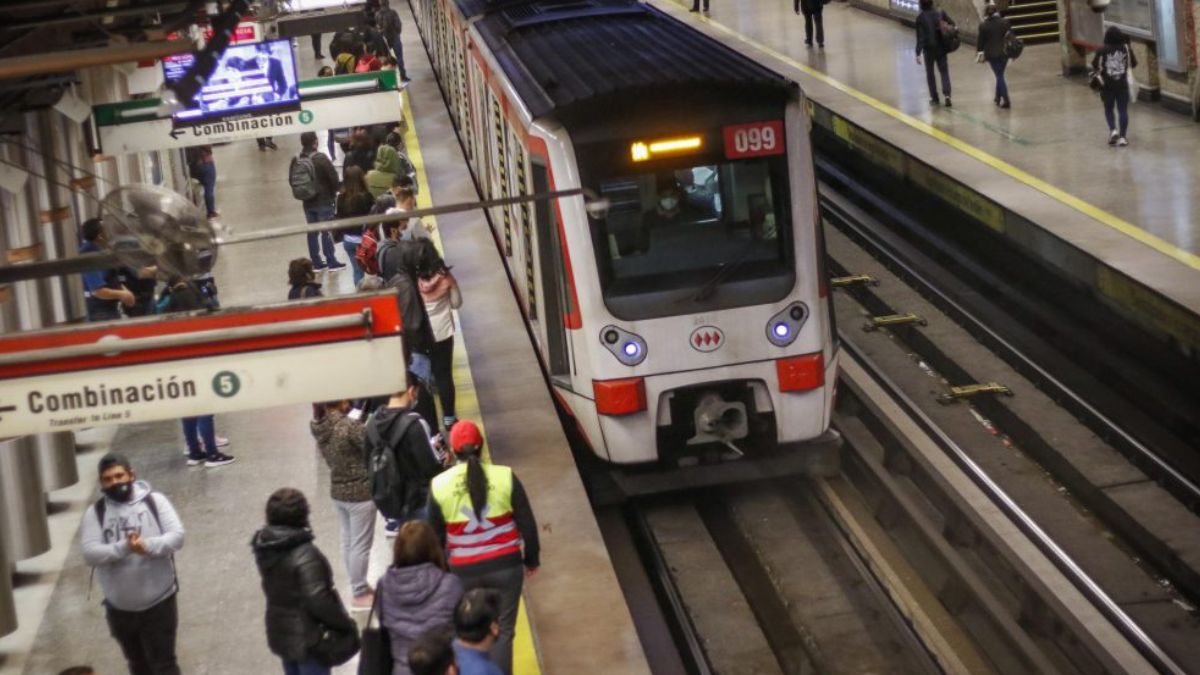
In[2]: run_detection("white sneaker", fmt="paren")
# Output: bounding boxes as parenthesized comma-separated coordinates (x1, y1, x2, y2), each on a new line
(1116, 137, 1128, 147)
(1108, 129, 1119, 145)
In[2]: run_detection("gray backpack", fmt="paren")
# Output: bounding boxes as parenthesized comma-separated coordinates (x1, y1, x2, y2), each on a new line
(289, 154, 319, 201)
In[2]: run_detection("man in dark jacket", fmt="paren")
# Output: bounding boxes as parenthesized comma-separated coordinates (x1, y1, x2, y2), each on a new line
(378, 222, 439, 361)
(294, 131, 345, 271)
(376, 2, 409, 81)
(977, 4, 1012, 108)
(252, 488, 359, 674)
(367, 372, 445, 537)
(794, 0, 825, 48)
(915, 0, 955, 106)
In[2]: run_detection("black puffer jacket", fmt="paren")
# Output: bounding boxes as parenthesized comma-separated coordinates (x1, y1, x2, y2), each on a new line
(251, 525, 357, 662)
(377, 238, 438, 355)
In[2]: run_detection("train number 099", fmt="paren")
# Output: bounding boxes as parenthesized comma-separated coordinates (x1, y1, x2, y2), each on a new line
(723, 121, 786, 159)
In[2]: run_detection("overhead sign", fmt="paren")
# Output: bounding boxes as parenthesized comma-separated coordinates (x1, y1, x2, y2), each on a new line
(93, 71, 403, 155)
(0, 293, 405, 436)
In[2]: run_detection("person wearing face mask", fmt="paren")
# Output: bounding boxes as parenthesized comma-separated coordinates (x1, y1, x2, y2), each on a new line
(638, 175, 702, 252)
(80, 453, 185, 675)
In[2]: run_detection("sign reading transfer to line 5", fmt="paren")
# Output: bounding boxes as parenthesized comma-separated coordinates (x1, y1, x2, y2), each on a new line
(0, 294, 405, 436)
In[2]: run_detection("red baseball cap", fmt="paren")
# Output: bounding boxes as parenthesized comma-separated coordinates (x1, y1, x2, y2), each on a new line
(449, 420, 484, 454)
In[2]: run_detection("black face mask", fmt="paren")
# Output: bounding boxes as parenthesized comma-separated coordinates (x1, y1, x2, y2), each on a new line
(103, 481, 134, 503)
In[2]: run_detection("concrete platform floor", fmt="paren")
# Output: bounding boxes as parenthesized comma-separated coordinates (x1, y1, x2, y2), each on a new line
(655, 0, 1200, 255)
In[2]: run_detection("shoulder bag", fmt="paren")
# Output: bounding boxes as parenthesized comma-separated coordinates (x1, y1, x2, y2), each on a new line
(357, 592, 393, 675)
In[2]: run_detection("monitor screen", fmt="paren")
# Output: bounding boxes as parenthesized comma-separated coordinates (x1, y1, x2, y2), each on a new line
(163, 39, 300, 125)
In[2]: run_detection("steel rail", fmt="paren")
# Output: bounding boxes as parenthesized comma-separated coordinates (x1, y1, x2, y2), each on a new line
(839, 336, 1185, 674)
(816, 159, 1200, 509)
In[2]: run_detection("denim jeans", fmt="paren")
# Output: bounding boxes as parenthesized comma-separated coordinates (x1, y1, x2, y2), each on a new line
(343, 240, 363, 287)
(282, 659, 330, 675)
(924, 52, 951, 99)
(456, 563, 524, 675)
(181, 415, 217, 458)
(303, 203, 339, 268)
(194, 161, 216, 216)
(334, 499, 376, 596)
(988, 56, 1009, 102)
(1102, 88, 1130, 136)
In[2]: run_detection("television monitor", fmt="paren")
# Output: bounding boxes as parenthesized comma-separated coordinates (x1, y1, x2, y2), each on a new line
(163, 39, 300, 125)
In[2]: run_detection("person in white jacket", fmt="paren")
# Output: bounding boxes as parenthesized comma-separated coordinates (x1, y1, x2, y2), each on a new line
(80, 453, 185, 675)
(418, 253, 462, 432)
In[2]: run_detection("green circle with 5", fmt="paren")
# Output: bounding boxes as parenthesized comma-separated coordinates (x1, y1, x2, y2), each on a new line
(212, 371, 241, 398)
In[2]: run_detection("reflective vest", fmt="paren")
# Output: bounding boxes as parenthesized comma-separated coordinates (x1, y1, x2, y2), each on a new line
(431, 462, 522, 566)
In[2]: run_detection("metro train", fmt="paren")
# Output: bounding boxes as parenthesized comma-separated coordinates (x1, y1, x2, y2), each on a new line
(413, 0, 838, 467)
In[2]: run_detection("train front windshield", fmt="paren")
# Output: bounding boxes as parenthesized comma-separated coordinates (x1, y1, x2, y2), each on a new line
(588, 156, 794, 319)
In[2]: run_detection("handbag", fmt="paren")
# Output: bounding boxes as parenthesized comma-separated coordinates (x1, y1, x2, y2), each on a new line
(1004, 30, 1024, 60)
(1088, 68, 1104, 91)
(938, 13, 961, 53)
(358, 592, 394, 675)
(312, 623, 361, 667)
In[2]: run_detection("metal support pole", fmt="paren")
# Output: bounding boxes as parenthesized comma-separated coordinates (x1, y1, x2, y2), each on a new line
(8, 124, 79, 492)
(0, 511, 17, 637)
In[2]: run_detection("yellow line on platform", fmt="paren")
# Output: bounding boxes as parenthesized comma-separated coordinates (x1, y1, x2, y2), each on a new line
(681, 7, 1200, 272)
(400, 91, 543, 675)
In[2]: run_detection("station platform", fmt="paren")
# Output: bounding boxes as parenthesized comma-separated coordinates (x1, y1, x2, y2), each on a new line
(650, 0, 1200, 355)
(0, 3, 648, 672)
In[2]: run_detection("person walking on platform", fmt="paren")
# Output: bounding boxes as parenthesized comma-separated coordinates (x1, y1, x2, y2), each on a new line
(78, 218, 135, 321)
(366, 371, 447, 537)
(977, 3, 1012, 108)
(409, 626, 458, 675)
(377, 521, 464, 674)
(795, 0, 826, 48)
(419, 259, 462, 431)
(379, 216, 440, 372)
(291, 131, 346, 271)
(159, 277, 235, 468)
(1092, 26, 1137, 146)
(311, 399, 377, 610)
(376, 1, 411, 82)
(252, 488, 361, 675)
(451, 589, 504, 675)
(915, 0, 955, 107)
(337, 166, 375, 287)
(81, 453, 185, 675)
(429, 421, 540, 675)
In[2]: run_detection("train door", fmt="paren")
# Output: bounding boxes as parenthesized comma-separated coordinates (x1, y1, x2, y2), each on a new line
(532, 160, 572, 380)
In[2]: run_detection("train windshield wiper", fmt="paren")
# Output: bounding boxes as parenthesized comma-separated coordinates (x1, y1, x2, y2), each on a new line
(686, 243, 758, 303)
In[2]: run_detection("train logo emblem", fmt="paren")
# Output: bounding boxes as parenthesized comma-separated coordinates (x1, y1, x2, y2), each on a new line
(690, 326, 724, 352)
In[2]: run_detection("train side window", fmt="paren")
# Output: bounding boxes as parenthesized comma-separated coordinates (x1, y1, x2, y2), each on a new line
(533, 162, 572, 378)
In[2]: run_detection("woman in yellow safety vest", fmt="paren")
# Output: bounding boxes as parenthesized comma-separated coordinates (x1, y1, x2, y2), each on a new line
(428, 420, 539, 675)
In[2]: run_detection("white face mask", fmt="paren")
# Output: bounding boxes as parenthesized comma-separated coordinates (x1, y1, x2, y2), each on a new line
(659, 196, 679, 212)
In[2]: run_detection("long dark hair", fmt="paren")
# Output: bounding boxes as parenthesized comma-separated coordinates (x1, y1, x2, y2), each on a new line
(341, 165, 369, 200)
(457, 443, 489, 520)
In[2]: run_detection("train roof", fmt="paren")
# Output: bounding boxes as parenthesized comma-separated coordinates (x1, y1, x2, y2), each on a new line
(459, 0, 794, 120)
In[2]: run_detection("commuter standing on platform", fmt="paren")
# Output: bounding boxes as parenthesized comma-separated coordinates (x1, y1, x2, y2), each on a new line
(311, 399, 377, 610)
(795, 0, 826, 48)
(376, 1, 411, 82)
(81, 453, 185, 675)
(186, 144, 218, 218)
(977, 3, 1012, 108)
(159, 277, 236, 468)
(367, 144, 404, 198)
(1092, 26, 1137, 147)
(252, 488, 361, 675)
(366, 371, 446, 537)
(451, 589, 504, 675)
(419, 258, 462, 431)
(78, 218, 135, 321)
(291, 131, 346, 271)
(377, 521, 464, 674)
(915, 0, 955, 107)
(429, 421, 540, 675)
(409, 626, 458, 675)
(336, 166, 376, 286)
(689, 0, 709, 13)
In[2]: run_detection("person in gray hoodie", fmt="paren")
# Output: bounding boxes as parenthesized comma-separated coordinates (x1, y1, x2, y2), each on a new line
(80, 453, 185, 675)
(378, 520, 463, 675)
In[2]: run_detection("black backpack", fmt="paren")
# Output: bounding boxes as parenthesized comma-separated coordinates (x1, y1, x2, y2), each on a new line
(365, 413, 420, 519)
(938, 13, 960, 53)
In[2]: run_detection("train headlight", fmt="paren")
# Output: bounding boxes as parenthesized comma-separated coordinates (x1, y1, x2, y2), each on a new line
(600, 325, 647, 366)
(766, 302, 808, 347)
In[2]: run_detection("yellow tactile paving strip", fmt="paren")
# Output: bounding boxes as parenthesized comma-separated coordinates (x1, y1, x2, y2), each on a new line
(401, 92, 543, 675)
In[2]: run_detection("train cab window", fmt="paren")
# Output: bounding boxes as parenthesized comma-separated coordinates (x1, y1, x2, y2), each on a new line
(587, 156, 794, 320)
